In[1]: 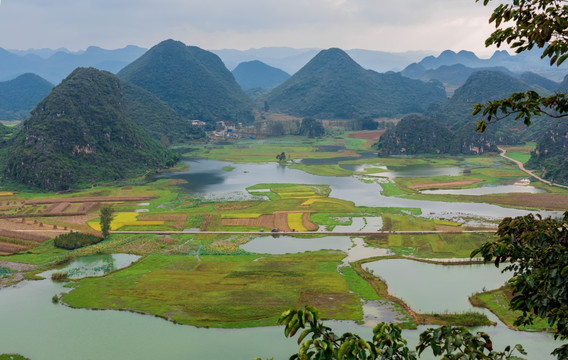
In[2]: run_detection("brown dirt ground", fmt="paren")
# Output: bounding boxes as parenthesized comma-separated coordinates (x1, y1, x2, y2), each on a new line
(138, 214, 187, 230)
(201, 214, 214, 231)
(258, 214, 276, 228)
(347, 130, 385, 140)
(409, 179, 483, 190)
(302, 213, 318, 231)
(274, 213, 291, 232)
(220, 214, 276, 229)
(221, 218, 258, 226)
(0, 242, 29, 254)
(46, 202, 71, 214)
(24, 196, 157, 205)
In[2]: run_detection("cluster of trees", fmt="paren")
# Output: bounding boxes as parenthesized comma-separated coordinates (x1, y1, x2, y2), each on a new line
(53, 207, 113, 249)
(53, 232, 103, 250)
(299, 118, 325, 138)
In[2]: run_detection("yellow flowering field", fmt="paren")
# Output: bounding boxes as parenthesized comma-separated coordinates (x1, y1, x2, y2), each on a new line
(287, 212, 307, 232)
(89, 212, 164, 231)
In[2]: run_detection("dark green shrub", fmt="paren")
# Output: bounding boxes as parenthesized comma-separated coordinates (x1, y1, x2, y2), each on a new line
(53, 231, 102, 250)
(51, 272, 69, 282)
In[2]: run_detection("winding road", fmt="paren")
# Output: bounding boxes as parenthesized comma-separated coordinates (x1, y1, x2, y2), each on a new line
(498, 147, 568, 190)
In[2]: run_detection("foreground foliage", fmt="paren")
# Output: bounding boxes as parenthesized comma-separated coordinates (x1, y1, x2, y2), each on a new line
(474, 0, 568, 130)
(472, 212, 568, 359)
(273, 306, 525, 360)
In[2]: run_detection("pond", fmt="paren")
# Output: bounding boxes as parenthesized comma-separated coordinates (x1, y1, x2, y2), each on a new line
(0, 260, 563, 359)
(330, 216, 383, 232)
(156, 159, 555, 221)
(39, 254, 141, 279)
(364, 258, 512, 314)
(241, 235, 353, 254)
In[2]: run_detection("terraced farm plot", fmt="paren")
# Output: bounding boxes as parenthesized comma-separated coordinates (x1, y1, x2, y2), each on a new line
(88, 212, 164, 231)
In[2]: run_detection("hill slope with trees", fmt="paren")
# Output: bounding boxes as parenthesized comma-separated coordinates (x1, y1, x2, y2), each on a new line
(264, 48, 446, 119)
(0, 73, 53, 120)
(527, 121, 568, 184)
(376, 114, 498, 155)
(431, 70, 552, 144)
(122, 81, 205, 144)
(0, 67, 178, 191)
(118, 39, 254, 124)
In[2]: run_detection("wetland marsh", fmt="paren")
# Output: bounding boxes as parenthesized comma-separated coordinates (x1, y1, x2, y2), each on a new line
(1, 135, 567, 359)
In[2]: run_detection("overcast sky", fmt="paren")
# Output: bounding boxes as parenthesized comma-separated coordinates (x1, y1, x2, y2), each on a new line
(0, 0, 503, 55)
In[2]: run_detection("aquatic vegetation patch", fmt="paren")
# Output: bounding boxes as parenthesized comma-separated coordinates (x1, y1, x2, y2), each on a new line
(0, 267, 13, 277)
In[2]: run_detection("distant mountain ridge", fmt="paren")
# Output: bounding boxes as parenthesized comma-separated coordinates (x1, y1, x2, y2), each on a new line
(0, 73, 53, 120)
(118, 39, 254, 124)
(0, 68, 179, 191)
(264, 48, 446, 119)
(212, 47, 434, 74)
(0, 45, 147, 83)
(403, 63, 559, 96)
(232, 60, 290, 90)
(415, 49, 566, 81)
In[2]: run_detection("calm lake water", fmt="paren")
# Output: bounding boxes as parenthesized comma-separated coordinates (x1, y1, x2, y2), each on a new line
(39, 253, 140, 279)
(157, 159, 555, 221)
(365, 259, 511, 313)
(0, 255, 564, 359)
(241, 235, 353, 254)
(2, 158, 563, 359)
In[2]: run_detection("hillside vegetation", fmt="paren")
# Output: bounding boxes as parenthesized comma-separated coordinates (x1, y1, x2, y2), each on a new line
(377, 114, 498, 155)
(122, 81, 205, 144)
(119, 39, 254, 124)
(0, 67, 179, 191)
(264, 48, 446, 119)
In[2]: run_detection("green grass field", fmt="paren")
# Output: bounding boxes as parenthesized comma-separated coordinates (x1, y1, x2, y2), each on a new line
(470, 286, 551, 331)
(62, 252, 363, 328)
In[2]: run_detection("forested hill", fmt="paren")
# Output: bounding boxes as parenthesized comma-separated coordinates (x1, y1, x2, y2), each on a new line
(263, 48, 446, 119)
(118, 39, 254, 124)
(232, 60, 290, 90)
(122, 81, 205, 144)
(0, 73, 53, 120)
(0, 68, 179, 191)
(376, 115, 498, 156)
(527, 121, 568, 184)
(431, 70, 552, 144)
